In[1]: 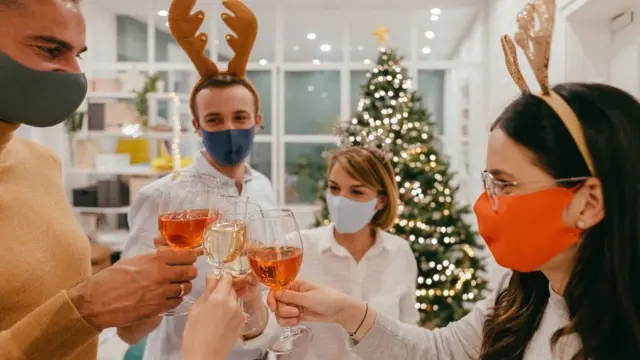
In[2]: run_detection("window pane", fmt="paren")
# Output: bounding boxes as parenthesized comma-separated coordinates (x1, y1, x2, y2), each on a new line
(285, 71, 340, 135)
(152, 0, 214, 63)
(283, 9, 344, 62)
(348, 10, 411, 62)
(349, 71, 368, 116)
(249, 143, 272, 181)
(417, 70, 445, 135)
(116, 15, 149, 62)
(285, 143, 336, 204)
(83, 0, 144, 62)
(155, 70, 199, 94)
(216, 2, 276, 63)
(415, 7, 478, 61)
(246, 71, 272, 134)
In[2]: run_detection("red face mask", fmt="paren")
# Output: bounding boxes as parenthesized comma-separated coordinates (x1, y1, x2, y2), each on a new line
(473, 187, 581, 272)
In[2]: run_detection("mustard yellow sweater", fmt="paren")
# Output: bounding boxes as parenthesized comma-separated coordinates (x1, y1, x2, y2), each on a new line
(0, 122, 99, 359)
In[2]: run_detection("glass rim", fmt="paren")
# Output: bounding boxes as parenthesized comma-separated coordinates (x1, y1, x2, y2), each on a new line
(247, 208, 294, 221)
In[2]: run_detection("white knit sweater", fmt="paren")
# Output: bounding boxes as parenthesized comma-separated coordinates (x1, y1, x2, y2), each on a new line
(348, 272, 582, 359)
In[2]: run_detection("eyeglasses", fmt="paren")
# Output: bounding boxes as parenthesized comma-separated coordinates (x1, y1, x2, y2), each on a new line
(480, 170, 589, 211)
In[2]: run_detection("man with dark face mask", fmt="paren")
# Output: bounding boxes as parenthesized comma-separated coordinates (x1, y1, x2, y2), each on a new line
(0, 1, 203, 359)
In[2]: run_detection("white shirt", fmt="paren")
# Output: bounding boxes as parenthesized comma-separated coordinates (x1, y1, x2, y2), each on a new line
(273, 224, 420, 360)
(122, 151, 278, 360)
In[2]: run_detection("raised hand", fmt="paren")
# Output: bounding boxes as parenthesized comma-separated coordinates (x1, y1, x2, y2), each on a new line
(68, 247, 202, 330)
(266, 279, 356, 326)
(182, 273, 244, 360)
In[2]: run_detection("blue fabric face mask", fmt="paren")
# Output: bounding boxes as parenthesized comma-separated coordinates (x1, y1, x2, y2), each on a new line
(326, 191, 378, 234)
(201, 126, 255, 166)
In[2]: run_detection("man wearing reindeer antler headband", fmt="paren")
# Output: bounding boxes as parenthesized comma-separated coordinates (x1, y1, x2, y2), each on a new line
(230, 0, 640, 359)
(119, 1, 277, 359)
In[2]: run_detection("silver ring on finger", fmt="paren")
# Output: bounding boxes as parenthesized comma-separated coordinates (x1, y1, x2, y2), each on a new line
(177, 283, 185, 298)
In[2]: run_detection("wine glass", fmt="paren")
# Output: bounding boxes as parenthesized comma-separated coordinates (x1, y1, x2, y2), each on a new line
(158, 171, 219, 316)
(246, 209, 312, 355)
(203, 196, 264, 335)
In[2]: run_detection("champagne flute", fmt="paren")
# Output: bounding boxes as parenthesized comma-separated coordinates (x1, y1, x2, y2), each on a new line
(158, 171, 219, 316)
(246, 209, 312, 355)
(204, 196, 263, 334)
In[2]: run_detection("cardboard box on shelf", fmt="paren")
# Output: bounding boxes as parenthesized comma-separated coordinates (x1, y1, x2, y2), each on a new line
(97, 180, 130, 207)
(73, 139, 101, 168)
(116, 139, 150, 164)
(104, 101, 142, 130)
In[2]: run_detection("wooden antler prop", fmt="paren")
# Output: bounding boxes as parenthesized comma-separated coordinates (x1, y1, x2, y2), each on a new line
(168, 0, 219, 77)
(221, 0, 258, 78)
(513, 0, 555, 95)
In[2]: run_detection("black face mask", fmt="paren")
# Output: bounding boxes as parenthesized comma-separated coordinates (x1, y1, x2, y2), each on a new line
(0, 50, 87, 127)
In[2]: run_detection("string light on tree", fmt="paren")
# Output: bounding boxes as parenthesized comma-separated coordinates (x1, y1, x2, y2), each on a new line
(171, 93, 182, 171)
(314, 33, 488, 327)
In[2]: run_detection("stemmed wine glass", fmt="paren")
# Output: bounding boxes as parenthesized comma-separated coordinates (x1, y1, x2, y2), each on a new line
(157, 171, 219, 316)
(203, 195, 264, 335)
(246, 209, 312, 355)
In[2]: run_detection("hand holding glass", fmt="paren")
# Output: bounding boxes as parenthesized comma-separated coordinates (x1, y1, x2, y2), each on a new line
(204, 196, 263, 334)
(246, 209, 312, 355)
(157, 171, 219, 316)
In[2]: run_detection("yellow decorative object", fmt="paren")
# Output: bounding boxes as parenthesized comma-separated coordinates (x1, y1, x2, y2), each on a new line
(115, 139, 150, 164)
(372, 26, 389, 46)
(151, 156, 192, 172)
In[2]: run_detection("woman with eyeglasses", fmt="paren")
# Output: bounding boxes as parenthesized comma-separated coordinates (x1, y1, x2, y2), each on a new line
(263, 82, 640, 360)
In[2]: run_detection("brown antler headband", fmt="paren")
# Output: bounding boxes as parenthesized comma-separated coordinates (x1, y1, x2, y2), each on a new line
(168, 0, 258, 79)
(501, 0, 595, 175)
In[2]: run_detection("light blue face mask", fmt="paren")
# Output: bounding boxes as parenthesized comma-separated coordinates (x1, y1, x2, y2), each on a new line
(326, 192, 378, 234)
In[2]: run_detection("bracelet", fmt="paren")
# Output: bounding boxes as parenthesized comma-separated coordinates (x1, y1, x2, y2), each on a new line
(349, 302, 369, 337)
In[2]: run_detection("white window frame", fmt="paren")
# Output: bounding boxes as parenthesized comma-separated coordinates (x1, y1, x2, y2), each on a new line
(75, 0, 484, 212)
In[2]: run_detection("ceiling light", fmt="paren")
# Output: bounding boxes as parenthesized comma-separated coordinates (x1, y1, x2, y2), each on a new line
(425, 31, 435, 39)
(430, 8, 441, 15)
(157, 9, 168, 16)
(308, 85, 315, 92)
(312, 59, 321, 65)
(320, 44, 331, 52)
(422, 47, 432, 54)
(364, 59, 371, 64)
(293, 45, 300, 51)
(431, 15, 439, 21)
(306, 33, 317, 40)
(258, 59, 268, 65)
(357, 45, 365, 51)
(321, 92, 328, 98)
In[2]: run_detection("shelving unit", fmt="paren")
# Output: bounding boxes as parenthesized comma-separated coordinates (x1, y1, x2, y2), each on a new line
(73, 206, 130, 214)
(67, 86, 195, 251)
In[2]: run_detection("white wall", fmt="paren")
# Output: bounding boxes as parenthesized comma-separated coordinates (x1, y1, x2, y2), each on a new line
(609, 11, 640, 96)
(83, 2, 118, 63)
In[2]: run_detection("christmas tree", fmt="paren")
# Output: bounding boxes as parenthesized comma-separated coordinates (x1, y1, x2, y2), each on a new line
(313, 46, 488, 327)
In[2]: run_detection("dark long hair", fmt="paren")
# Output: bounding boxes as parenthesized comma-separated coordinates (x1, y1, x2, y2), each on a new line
(480, 83, 640, 360)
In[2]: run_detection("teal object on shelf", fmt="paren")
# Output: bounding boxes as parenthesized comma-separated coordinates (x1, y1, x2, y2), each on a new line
(123, 336, 147, 360)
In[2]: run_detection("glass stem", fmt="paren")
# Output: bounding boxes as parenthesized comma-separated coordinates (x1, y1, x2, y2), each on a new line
(282, 326, 295, 339)
(213, 265, 224, 280)
(238, 297, 247, 320)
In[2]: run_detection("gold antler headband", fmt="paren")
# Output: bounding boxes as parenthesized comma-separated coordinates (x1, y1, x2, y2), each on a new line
(168, 0, 259, 107)
(502, 0, 595, 175)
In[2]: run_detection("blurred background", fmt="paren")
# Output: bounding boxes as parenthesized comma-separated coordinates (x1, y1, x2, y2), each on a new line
(14, 0, 640, 356)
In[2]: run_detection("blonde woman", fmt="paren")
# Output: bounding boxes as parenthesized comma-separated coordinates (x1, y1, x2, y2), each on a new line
(281, 147, 419, 360)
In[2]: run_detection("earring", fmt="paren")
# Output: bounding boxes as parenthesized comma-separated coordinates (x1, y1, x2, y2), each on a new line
(576, 220, 586, 229)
